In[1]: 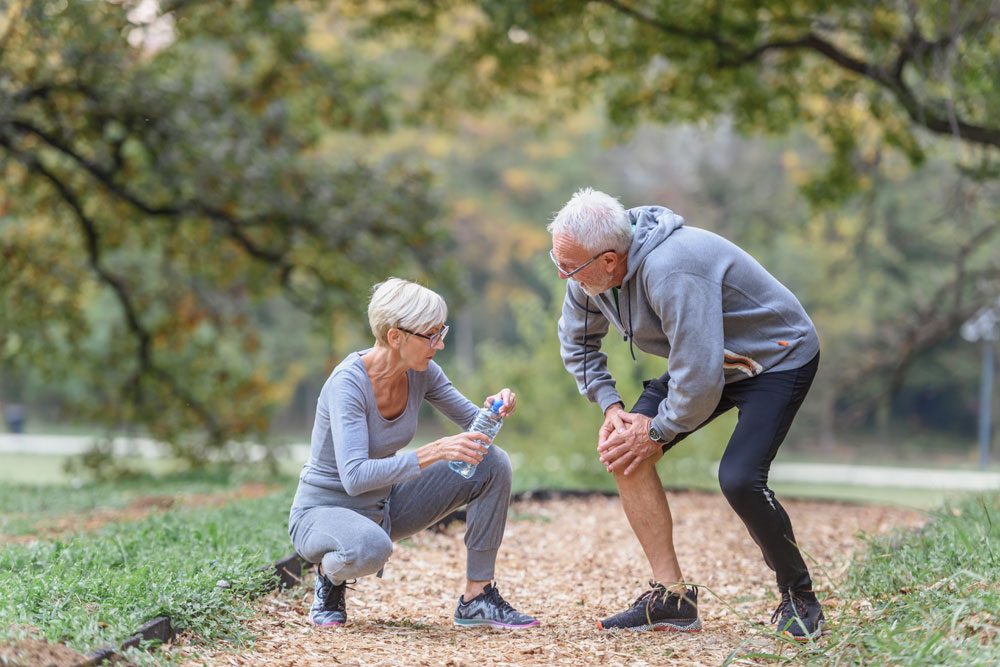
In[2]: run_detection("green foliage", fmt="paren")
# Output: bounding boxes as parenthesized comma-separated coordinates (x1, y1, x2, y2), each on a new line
(0, 0, 449, 463)
(0, 489, 295, 656)
(4, 0, 1000, 466)
(358, 0, 1000, 167)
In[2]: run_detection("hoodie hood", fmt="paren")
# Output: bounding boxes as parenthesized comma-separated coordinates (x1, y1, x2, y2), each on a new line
(623, 206, 685, 283)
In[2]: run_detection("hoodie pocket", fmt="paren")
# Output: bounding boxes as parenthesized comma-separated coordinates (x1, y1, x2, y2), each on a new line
(723, 348, 762, 377)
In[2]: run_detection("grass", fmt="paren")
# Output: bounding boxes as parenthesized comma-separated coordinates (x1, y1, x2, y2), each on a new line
(0, 467, 297, 536)
(815, 492, 1000, 666)
(723, 492, 1000, 666)
(0, 489, 296, 658)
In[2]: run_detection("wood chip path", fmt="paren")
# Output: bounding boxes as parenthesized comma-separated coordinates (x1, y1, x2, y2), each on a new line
(178, 491, 926, 667)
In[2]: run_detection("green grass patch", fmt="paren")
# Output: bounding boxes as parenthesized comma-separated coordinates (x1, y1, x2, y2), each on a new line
(0, 489, 296, 657)
(823, 493, 1000, 665)
(0, 467, 297, 537)
(731, 492, 1000, 666)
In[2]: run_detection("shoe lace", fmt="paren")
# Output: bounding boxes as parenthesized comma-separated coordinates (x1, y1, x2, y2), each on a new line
(484, 584, 516, 615)
(317, 574, 333, 598)
(770, 592, 808, 626)
(319, 576, 355, 611)
(631, 581, 668, 609)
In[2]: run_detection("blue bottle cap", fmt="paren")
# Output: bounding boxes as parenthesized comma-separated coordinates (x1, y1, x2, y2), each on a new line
(490, 399, 504, 412)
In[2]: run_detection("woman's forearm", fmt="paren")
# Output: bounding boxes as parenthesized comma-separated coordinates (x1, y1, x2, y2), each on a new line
(415, 440, 443, 470)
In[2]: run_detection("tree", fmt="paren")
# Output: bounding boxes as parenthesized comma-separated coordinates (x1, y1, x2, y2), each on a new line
(0, 0, 448, 465)
(351, 0, 1000, 431)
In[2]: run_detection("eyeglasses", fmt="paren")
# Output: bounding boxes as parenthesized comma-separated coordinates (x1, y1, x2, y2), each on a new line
(549, 249, 616, 278)
(398, 324, 449, 347)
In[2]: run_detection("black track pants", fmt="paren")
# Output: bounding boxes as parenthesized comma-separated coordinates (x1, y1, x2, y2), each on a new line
(632, 353, 820, 593)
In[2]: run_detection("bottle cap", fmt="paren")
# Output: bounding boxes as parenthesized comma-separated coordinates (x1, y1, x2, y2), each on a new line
(490, 399, 504, 412)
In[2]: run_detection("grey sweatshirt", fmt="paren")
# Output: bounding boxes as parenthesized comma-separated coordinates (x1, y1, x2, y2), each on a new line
(293, 350, 480, 511)
(557, 205, 820, 444)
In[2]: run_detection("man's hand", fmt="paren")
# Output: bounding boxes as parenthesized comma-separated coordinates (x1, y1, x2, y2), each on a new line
(598, 403, 627, 449)
(598, 412, 662, 476)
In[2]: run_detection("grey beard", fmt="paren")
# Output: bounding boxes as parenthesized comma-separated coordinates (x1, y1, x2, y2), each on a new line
(579, 280, 611, 296)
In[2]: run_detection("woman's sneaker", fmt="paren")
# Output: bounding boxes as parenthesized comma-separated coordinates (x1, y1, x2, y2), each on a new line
(310, 572, 347, 626)
(598, 582, 701, 632)
(453, 583, 540, 628)
(771, 590, 828, 641)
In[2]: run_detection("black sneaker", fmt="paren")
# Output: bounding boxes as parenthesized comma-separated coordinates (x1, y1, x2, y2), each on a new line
(771, 590, 827, 641)
(310, 572, 347, 627)
(453, 583, 540, 628)
(598, 582, 701, 632)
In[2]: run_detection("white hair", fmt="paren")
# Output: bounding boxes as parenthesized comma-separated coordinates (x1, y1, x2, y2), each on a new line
(547, 188, 633, 254)
(367, 278, 447, 345)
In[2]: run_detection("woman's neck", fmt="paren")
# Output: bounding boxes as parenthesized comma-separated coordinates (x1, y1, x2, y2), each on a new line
(362, 343, 407, 384)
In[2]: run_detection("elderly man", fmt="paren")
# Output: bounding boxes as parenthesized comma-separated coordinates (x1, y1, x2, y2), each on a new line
(549, 188, 824, 640)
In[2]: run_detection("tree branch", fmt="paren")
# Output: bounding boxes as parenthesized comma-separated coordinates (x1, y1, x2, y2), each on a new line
(8, 118, 306, 265)
(837, 256, 1000, 424)
(598, 1, 1000, 149)
(0, 133, 223, 440)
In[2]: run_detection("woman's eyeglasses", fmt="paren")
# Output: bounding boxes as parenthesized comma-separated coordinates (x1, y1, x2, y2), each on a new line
(398, 324, 450, 347)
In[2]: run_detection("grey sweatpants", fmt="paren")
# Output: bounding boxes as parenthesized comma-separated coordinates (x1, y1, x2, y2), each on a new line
(289, 445, 512, 583)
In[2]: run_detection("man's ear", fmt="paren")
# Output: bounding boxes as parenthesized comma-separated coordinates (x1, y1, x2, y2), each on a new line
(603, 251, 619, 273)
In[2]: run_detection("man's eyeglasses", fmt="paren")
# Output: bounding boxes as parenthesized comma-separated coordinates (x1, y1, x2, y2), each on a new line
(398, 324, 450, 347)
(549, 249, 616, 278)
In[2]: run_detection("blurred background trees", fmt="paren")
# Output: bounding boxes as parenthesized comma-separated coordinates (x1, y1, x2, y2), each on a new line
(2, 0, 998, 473)
(0, 0, 449, 465)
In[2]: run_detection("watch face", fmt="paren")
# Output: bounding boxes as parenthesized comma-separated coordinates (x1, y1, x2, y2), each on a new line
(649, 427, 662, 442)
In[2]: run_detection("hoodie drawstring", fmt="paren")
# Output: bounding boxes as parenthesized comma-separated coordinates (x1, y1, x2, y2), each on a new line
(626, 281, 636, 361)
(583, 284, 635, 391)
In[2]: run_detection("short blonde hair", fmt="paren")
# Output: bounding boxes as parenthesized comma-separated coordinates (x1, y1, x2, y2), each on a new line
(368, 278, 448, 345)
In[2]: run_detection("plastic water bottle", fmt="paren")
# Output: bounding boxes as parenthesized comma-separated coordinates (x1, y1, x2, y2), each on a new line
(449, 399, 504, 479)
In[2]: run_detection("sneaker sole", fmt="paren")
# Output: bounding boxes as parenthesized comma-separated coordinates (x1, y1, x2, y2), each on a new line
(597, 618, 702, 632)
(313, 620, 345, 627)
(454, 618, 541, 629)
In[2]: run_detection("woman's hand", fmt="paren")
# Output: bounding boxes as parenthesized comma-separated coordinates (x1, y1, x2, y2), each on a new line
(416, 432, 489, 469)
(484, 387, 517, 417)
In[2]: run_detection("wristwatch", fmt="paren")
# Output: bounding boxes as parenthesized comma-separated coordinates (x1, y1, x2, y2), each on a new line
(648, 426, 665, 443)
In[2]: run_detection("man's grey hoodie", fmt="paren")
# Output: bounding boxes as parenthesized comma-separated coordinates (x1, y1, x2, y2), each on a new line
(557, 205, 820, 444)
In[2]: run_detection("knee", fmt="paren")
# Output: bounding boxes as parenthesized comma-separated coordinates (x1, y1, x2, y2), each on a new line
(612, 455, 659, 491)
(481, 445, 512, 488)
(322, 529, 394, 580)
(358, 530, 394, 572)
(718, 464, 760, 504)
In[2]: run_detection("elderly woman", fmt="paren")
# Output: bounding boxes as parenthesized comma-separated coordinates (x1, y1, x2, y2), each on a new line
(289, 278, 538, 629)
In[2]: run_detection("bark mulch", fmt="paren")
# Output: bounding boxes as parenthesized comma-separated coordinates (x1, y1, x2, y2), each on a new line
(177, 491, 926, 667)
(0, 636, 90, 667)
